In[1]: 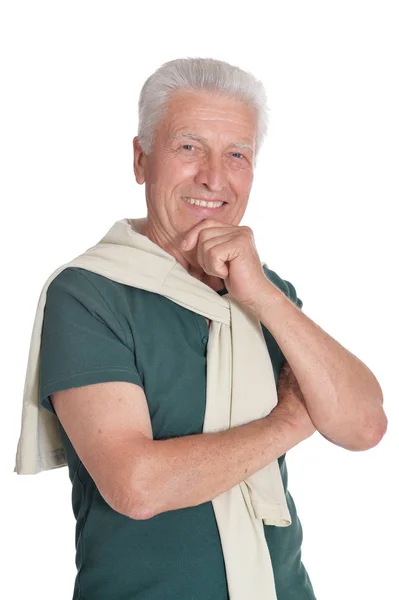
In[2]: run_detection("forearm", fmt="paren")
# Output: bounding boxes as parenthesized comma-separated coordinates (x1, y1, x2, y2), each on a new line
(246, 282, 387, 450)
(126, 413, 301, 519)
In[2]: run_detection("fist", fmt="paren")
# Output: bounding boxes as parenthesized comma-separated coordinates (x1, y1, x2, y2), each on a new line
(181, 218, 270, 307)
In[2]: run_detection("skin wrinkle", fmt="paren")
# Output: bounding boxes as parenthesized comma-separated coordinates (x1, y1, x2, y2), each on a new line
(133, 89, 257, 293)
(168, 131, 254, 155)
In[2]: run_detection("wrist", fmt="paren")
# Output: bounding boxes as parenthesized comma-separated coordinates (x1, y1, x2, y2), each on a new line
(245, 281, 286, 317)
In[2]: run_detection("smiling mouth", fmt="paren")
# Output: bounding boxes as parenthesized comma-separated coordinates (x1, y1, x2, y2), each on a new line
(182, 197, 227, 209)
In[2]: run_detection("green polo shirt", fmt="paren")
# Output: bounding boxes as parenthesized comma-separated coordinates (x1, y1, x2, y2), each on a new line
(39, 264, 317, 600)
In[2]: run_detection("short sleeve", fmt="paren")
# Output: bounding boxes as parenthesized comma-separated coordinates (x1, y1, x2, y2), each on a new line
(282, 279, 303, 310)
(262, 265, 303, 310)
(39, 267, 144, 415)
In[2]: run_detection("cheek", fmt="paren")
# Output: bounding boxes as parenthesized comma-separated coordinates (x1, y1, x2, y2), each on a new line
(168, 160, 198, 186)
(148, 159, 192, 191)
(232, 170, 253, 196)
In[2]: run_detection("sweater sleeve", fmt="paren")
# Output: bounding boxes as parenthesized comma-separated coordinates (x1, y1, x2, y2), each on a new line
(39, 267, 144, 415)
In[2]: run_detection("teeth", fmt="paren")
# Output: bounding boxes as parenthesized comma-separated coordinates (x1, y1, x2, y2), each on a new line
(183, 197, 224, 208)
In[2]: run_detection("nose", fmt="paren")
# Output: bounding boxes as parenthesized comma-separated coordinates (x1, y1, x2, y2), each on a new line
(193, 152, 228, 193)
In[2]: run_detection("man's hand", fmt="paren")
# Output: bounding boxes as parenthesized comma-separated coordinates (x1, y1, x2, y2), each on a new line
(181, 218, 276, 308)
(271, 360, 317, 441)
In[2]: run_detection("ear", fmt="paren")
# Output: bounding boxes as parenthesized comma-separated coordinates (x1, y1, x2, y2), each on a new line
(133, 136, 146, 184)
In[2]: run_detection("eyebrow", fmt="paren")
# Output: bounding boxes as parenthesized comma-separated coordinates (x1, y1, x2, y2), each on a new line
(169, 132, 253, 153)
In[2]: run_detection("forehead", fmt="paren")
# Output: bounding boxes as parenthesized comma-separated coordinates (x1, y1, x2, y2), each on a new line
(161, 90, 257, 142)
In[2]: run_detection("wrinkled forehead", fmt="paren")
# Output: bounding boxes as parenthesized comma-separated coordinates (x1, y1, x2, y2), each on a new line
(159, 90, 257, 147)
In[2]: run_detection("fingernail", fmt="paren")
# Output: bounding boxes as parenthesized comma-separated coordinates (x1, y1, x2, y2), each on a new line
(181, 239, 187, 249)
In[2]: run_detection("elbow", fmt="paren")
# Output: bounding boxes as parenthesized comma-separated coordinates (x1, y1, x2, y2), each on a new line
(357, 412, 388, 451)
(100, 464, 159, 521)
(108, 481, 158, 520)
(126, 500, 157, 521)
(323, 411, 388, 452)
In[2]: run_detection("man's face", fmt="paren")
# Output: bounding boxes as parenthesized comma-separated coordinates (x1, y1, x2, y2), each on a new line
(133, 89, 257, 247)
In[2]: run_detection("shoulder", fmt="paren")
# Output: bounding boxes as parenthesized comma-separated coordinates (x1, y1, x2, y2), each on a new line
(47, 266, 131, 311)
(48, 266, 118, 295)
(44, 267, 135, 342)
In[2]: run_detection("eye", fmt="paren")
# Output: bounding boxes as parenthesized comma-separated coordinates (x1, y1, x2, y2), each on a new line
(182, 144, 196, 151)
(231, 152, 245, 159)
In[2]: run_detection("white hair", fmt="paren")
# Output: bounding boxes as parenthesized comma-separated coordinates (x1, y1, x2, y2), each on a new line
(137, 57, 269, 166)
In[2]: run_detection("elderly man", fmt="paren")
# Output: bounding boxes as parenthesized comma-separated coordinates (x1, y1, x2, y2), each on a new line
(18, 57, 386, 600)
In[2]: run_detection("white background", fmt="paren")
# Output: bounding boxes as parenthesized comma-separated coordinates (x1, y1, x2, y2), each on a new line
(1, 1, 398, 599)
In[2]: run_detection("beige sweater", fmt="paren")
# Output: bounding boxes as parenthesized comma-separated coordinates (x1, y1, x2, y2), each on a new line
(14, 217, 292, 600)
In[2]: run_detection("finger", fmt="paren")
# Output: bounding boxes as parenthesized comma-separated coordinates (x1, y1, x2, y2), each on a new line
(202, 237, 237, 278)
(197, 227, 234, 275)
(181, 219, 229, 251)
